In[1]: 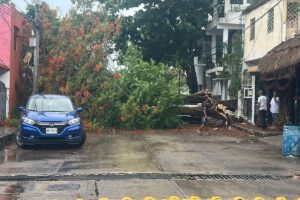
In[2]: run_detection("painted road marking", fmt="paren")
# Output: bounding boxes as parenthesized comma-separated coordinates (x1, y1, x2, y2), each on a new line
(144, 197, 157, 200)
(233, 197, 244, 200)
(275, 198, 287, 200)
(210, 196, 222, 200)
(253, 197, 265, 200)
(75, 197, 300, 200)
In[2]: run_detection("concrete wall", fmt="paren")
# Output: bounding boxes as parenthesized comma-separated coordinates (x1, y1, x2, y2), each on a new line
(0, 4, 12, 68)
(9, 5, 24, 117)
(0, 4, 25, 118)
(241, 0, 297, 123)
(244, 0, 288, 62)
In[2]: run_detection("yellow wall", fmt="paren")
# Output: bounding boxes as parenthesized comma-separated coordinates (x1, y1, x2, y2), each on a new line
(244, 0, 288, 62)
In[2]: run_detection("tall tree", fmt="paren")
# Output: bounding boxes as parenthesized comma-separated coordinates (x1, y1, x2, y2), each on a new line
(99, 0, 212, 93)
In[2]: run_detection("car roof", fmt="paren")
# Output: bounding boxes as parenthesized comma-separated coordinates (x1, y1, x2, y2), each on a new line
(30, 94, 71, 99)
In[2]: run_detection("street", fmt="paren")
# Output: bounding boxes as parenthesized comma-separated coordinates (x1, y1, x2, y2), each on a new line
(0, 132, 299, 199)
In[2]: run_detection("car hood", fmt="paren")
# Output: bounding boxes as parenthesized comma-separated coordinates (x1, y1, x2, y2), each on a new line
(25, 111, 78, 122)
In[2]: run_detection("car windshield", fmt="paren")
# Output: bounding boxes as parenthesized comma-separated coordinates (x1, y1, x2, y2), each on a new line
(27, 97, 74, 112)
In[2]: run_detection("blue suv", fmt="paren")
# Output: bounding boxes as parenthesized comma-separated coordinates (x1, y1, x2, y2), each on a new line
(17, 95, 86, 148)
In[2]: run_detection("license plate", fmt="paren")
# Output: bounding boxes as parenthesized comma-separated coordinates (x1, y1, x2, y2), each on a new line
(46, 128, 58, 134)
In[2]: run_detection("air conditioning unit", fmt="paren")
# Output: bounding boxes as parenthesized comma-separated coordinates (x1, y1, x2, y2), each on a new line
(244, 87, 253, 99)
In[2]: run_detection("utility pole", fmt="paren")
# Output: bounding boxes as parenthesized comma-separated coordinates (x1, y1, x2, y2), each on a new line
(32, 0, 40, 94)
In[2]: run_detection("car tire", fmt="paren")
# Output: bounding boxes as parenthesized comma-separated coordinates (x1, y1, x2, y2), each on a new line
(16, 135, 27, 149)
(76, 131, 86, 148)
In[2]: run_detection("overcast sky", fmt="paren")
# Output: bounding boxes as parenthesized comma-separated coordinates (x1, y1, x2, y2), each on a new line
(11, 0, 74, 16)
(10, 0, 140, 16)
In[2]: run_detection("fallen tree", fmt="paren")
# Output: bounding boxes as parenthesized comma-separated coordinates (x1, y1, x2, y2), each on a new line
(180, 90, 237, 127)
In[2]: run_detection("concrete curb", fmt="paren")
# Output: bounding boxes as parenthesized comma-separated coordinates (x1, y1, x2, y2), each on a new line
(232, 124, 282, 138)
(0, 128, 16, 149)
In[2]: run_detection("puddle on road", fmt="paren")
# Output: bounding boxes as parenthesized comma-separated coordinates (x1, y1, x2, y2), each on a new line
(47, 183, 80, 191)
(0, 143, 83, 164)
(0, 183, 24, 199)
(0, 147, 19, 163)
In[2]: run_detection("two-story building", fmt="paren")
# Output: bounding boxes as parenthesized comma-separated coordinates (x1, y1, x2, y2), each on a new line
(203, 0, 254, 101)
(0, 3, 25, 120)
(241, 0, 300, 124)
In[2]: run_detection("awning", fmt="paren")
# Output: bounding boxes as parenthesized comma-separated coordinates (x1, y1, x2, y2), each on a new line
(0, 63, 9, 72)
(247, 66, 259, 73)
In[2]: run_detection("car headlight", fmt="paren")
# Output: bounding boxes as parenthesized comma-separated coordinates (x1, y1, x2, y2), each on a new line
(22, 116, 35, 125)
(68, 118, 80, 125)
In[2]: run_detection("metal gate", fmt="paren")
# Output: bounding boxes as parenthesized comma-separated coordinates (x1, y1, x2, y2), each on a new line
(0, 81, 7, 120)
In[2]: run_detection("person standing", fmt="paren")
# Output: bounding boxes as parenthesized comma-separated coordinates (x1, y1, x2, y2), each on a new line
(270, 91, 280, 126)
(258, 90, 267, 130)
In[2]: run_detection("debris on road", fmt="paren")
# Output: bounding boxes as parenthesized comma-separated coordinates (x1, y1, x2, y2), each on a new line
(180, 90, 237, 128)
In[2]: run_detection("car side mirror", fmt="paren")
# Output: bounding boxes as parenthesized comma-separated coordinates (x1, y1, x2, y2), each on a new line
(18, 106, 25, 112)
(76, 107, 83, 112)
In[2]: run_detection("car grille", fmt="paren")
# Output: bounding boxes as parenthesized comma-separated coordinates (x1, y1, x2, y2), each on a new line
(34, 122, 69, 134)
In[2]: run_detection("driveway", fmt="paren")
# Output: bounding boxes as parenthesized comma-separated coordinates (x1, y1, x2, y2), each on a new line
(0, 132, 299, 199)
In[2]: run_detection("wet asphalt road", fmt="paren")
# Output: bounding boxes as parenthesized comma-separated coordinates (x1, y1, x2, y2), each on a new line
(0, 133, 299, 199)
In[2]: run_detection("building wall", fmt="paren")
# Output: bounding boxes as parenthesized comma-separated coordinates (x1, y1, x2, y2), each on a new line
(9, 5, 24, 117)
(0, 4, 12, 68)
(0, 71, 10, 117)
(244, 0, 287, 62)
(205, 0, 252, 100)
(0, 4, 25, 118)
(241, 0, 295, 123)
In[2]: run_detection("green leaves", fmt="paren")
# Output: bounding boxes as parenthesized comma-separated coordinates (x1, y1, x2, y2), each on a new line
(222, 33, 243, 98)
(119, 45, 183, 129)
(105, 0, 211, 64)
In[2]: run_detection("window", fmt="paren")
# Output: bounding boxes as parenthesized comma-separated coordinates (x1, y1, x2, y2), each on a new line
(287, 2, 298, 28)
(250, 18, 255, 40)
(13, 26, 19, 51)
(247, 0, 257, 3)
(268, 8, 274, 33)
(27, 97, 74, 112)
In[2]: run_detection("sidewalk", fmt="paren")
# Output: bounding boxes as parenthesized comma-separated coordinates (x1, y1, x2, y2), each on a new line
(0, 127, 16, 149)
(232, 122, 282, 137)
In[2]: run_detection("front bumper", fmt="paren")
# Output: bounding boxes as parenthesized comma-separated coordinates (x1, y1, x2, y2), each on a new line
(18, 122, 84, 145)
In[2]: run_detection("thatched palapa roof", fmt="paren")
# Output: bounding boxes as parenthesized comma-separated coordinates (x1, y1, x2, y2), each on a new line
(259, 35, 300, 78)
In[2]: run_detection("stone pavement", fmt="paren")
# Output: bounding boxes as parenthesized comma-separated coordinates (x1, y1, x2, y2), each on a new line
(0, 133, 298, 198)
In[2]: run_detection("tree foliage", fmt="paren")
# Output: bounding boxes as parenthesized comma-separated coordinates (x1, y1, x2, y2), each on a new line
(22, 1, 183, 129)
(99, 0, 212, 93)
(222, 33, 243, 98)
(120, 45, 183, 129)
(30, 1, 121, 127)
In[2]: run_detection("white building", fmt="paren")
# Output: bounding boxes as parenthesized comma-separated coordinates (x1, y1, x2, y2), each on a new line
(202, 0, 254, 100)
(241, 0, 300, 124)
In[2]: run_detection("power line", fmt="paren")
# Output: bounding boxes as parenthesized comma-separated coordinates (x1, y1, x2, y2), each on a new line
(0, 1, 34, 23)
(21, 0, 31, 5)
(0, 4, 27, 19)
(243, 0, 283, 32)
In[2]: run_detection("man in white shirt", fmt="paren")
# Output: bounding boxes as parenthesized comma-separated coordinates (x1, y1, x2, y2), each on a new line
(270, 91, 280, 125)
(258, 90, 267, 129)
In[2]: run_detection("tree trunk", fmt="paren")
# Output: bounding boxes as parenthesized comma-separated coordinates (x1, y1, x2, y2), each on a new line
(186, 65, 198, 94)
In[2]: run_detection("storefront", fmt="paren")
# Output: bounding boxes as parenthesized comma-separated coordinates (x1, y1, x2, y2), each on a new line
(259, 35, 300, 126)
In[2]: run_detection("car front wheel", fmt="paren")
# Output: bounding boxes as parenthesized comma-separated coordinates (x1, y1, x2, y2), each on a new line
(16, 134, 27, 149)
(76, 131, 86, 148)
